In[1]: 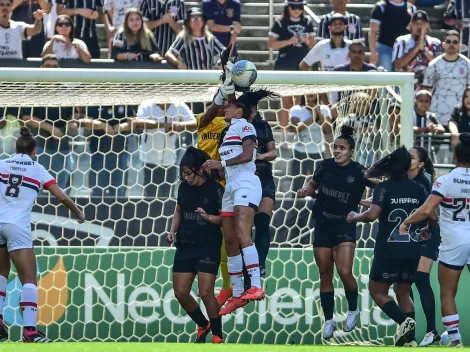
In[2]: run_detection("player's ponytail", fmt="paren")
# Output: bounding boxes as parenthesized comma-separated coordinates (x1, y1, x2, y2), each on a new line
(455, 132, 470, 165)
(367, 146, 411, 180)
(179, 146, 217, 182)
(336, 124, 356, 149)
(413, 146, 435, 177)
(16, 127, 37, 155)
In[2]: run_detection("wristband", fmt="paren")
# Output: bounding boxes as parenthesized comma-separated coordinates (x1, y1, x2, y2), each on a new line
(221, 160, 226, 168)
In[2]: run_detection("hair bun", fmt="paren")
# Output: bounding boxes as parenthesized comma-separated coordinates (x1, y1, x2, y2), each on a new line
(340, 124, 355, 137)
(19, 127, 32, 139)
(459, 132, 470, 145)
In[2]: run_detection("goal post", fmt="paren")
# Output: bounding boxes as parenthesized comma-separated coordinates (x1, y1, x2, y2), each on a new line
(0, 68, 423, 344)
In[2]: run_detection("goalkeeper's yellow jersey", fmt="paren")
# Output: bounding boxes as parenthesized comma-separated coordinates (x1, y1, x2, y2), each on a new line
(196, 112, 227, 161)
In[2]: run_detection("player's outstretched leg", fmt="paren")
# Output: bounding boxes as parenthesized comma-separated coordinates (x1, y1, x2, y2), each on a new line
(0, 247, 9, 342)
(314, 247, 336, 340)
(217, 238, 232, 308)
(333, 242, 359, 332)
(8, 248, 50, 343)
(198, 272, 224, 344)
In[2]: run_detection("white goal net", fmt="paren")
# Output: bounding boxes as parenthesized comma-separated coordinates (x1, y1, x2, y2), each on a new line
(0, 68, 415, 344)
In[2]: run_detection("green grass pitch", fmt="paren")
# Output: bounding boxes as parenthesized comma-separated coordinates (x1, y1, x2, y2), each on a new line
(0, 344, 469, 352)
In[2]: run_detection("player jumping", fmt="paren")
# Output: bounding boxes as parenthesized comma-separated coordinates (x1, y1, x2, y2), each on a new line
(203, 97, 265, 315)
(297, 125, 375, 340)
(347, 146, 437, 347)
(0, 127, 85, 343)
(167, 147, 225, 344)
(400, 133, 470, 347)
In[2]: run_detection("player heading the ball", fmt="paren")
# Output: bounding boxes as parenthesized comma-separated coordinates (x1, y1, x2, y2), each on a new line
(0, 127, 85, 343)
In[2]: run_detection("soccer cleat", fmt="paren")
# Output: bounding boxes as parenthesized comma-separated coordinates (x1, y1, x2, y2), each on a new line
(216, 287, 233, 308)
(220, 296, 248, 315)
(240, 287, 265, 301)
(404, 340, 418, 347)
(323, 319, 336, 340)
(448, 339, 464, 347)
(419, 330, 441, 346)
(22, 328, 51, 343)
(395, 317, 416, 346)
(0, 320, 8, 342)
(343, 308, 360, 332)
(212, 335, 224, 344)
(195, 322, 211, 343)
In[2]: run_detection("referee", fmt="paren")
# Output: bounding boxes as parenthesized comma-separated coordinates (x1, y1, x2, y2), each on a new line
(165, 7, 225, 70)
(316, 0, 363, 42)
(140, 0, 185, 55)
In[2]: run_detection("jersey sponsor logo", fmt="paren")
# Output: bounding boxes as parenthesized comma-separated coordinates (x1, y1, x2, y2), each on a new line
(242, 126, 253, 133)
(200, 132, 221, 140)
(220, 149, 233, 157)
(390, 198, 420, 204)
(453, 178, 470, 184)
(320, 185, 350, 204)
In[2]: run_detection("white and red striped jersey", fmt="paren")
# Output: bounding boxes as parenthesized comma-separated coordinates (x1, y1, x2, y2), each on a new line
(431, 167, 470, 249)
(219, 118, 257, 179)
(0, 154, 56, 226)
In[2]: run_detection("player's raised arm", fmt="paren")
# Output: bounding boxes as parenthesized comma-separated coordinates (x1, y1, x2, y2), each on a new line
(47, 184, 85, 223)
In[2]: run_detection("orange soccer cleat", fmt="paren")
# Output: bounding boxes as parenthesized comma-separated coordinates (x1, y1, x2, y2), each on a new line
(240, 287, 265, 301)
(212, 335, 224, 344)
(216, 287, 233, 308)
(195, 322, 211, 343)
(219, 296, 248, 315)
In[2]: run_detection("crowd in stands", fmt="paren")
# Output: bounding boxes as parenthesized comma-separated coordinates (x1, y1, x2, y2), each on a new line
(1, 0, 470, 196)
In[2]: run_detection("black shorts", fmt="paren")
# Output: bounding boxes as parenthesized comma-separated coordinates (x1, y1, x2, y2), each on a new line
(173, 246, 221, 275)
(259, 175, 276, 201)
(313, 227, 356, 248)
(369, 256, 420, 284)
(420, 226, 440, 261)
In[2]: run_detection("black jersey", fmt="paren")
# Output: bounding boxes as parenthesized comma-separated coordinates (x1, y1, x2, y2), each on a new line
(413, 172, 431, 193)
(372, 178, 427, 259)
(312, 158, 373, 232)
(176, 179, 223, 248)
(252, 113, 275, 178)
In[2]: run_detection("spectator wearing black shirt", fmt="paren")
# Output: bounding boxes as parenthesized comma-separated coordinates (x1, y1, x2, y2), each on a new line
(56, 0, 104, 58)
(347, 147, 435, 346)
(297, 125, 374, 340)
(202, 0, 241, 55)
(112, 8, 162, 62)
(165, 7, 225, 70)
(333, 40, 377, 72)
(167, 147, 224, 344)
(369, 0, 416, 72)
(392, 10, 442, 88)
(316, 0, 363, 42)
(268, 0, 314, 126)
(140, 0, 184, 55)
(11, 0, 50, 58)
(449, 86, 470, 145)
(413, 90, 444, 146)
(42, 15, 91, 63)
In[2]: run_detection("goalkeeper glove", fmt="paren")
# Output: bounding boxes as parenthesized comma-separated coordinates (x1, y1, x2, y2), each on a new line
(214, 75, 235, 106)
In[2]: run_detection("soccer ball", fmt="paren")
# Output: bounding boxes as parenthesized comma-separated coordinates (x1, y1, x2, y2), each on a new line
(231, 60, 258, 88)
(440, 331, 449, 346)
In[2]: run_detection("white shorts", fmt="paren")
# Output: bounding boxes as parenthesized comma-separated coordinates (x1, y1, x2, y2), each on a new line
(439, 243, 470, 269)
(222, 174, 262, 216)
(0, 222, 33, 252)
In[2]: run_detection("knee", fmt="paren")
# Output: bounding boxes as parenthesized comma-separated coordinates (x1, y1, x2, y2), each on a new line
(318, 266, 333, 281)
(337, 266, 353, 281)
(198, 287, 214, 301)
(173, 287, 190, 302)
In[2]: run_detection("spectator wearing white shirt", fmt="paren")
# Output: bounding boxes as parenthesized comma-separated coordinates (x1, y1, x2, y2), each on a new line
(118, 101, 195, 198)
(103, 0, 142, 58)
(299, 13, 350, 72)
(0, 0, 45, 59)
(41, 15, 91, 62)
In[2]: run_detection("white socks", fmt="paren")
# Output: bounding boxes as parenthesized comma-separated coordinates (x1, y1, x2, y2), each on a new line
(20, 283, 38, 328)
(242, 245, 261, 289)
(227, 254, 244, 297)
(0, 275, 6, 318)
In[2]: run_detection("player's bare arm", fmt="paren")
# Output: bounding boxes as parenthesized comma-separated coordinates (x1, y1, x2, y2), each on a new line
(399, 195, 441, 233)
(48, 184, 85, 223)
(203, 139, 255, 171)
(256, 141, 277, 161)
(195, 208, 222, 226)
(167, 204, 181, 244)
(347, 204, 381, 223)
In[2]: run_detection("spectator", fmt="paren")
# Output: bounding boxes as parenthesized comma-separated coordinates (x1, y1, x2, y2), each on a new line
(369, 0, 416, 71)
(117, 101, 195, 198)
(288, 94, 326, 191)
(56, 0, 104, 59)
(414, 90, 445, 136)
(449, 86, 470, 145)
(11, 0, 50, 58)
(299, 13, 350, 72)
(422, 30, 470, 128)
(333, 40, 376, 71)
(444, 0, 470, 59)
(268, 0, 314, 126)
(41, 15, 91, 63)
(103, 0, 142, 58)
(112, 8, 162, 62)
(140, 0, 184, 55)
(43, 0, 59, 40)
(392, 10, 441, 89)
(202, 0, 241, 55)
(41, 52, 60, 67)
(316, 0, 363, 42)
(165, 7, 225, 70)
(0, 0, 44, 59)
